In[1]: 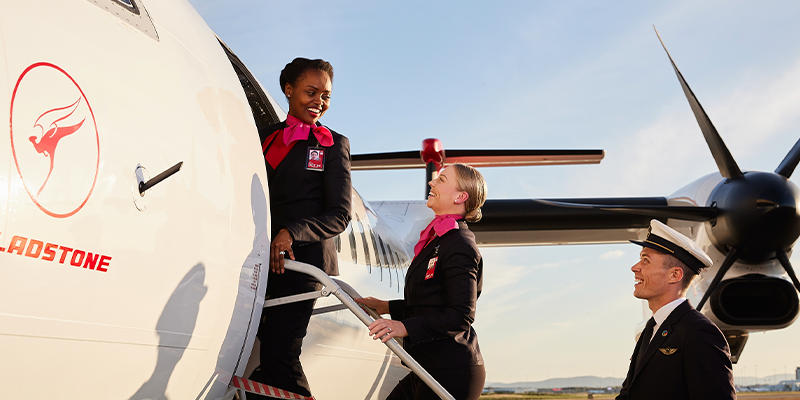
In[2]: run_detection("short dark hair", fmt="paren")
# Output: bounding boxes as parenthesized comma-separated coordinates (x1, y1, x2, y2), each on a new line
(279, 58, 334, 98)
(663, 254, 697, 290)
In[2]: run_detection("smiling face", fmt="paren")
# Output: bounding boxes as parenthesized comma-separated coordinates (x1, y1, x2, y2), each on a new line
(427, 166, 468, 215)
(631, 247, 685, 312)
(285, 69, 331, 125)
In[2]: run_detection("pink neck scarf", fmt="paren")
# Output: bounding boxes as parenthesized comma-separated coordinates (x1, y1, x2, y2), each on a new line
(283, 114, 333, 147)
(413, 214, 461, 258)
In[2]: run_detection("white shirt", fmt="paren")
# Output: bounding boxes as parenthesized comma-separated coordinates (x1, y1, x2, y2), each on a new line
(649, 297, 686, 342)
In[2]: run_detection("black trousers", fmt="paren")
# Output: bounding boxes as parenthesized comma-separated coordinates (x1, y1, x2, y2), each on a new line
(252, 270, 321, 398)
(386, 365, 486, 400)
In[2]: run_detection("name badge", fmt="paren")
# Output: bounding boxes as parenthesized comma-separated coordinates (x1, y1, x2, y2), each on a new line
(306, 147, 325, 171)
(425, 257, 438, 280)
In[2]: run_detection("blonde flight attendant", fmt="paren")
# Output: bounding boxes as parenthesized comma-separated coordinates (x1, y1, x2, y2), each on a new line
(357, 163, 487, 400)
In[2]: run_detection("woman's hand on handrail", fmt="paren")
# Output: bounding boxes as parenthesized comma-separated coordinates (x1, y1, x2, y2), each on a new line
(270, 228, 295, 274)
(366, 318, 408, 343)
(354, 296, 389, 315)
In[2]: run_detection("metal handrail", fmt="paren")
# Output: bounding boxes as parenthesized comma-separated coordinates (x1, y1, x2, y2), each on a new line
(281, 259, 455, 400)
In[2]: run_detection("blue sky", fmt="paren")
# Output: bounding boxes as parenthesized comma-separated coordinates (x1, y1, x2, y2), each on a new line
(187, 0, 800, 384)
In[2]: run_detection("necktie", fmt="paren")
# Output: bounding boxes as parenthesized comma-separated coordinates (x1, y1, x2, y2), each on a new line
(635, 317, 657, 369)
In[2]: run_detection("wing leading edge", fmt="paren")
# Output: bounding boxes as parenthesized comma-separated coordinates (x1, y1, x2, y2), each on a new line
(472, 198, 717, 246)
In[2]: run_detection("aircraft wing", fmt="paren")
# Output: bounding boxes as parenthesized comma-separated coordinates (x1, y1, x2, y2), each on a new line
(474, 197, 717, 246)
(371, 197, 718, 248)
(352, 149, 604, 170)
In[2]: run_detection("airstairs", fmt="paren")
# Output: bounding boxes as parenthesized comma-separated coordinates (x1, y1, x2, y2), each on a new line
(228, 260, 455, 400)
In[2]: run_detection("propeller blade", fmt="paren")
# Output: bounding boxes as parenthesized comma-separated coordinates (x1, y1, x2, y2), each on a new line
(775, 138, 800, 178)
(776, 250, 800, 293)
(537, 199, 718, 222)
(351, 149, 604, 170)
(696, 247, 741, 311)
(654, 27, 743, 180)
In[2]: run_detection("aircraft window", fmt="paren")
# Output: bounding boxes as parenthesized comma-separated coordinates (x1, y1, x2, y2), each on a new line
(218, 40, 280, 138)
(386, 244, 398, 269)
(355, 216, 372, 271)
(386, 246, 393, 288)
(114, 0, 135, 8)
(395, 267, 401, 292)
(377, 236, 391, 269)
(346, 224, 357, 265)
(368, 227, 383, 268)
(87, 0, 158, 40)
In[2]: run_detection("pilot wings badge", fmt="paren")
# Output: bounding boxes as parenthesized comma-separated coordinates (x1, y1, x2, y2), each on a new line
(658, 347, 678, 355)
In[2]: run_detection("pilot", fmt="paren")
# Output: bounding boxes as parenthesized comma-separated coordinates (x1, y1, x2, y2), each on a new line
(616, 219, 735, 400)
(251, 57, 351, 398)
(356, 163, 487, 400)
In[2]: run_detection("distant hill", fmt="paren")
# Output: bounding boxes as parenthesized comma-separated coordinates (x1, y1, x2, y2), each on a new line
(486, 376, 623, 389)
(735, 374, 799, 386)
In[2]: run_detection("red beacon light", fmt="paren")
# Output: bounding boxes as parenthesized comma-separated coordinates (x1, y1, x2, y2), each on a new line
(420, 138, 445, 170)
(421, 138, 445, 198)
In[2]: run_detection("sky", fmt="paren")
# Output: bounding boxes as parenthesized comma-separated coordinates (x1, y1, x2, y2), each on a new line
(186, 0, 800, 385)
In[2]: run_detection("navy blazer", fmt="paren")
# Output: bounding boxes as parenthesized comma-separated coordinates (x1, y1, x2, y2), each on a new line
(388, 220, 484, 370)
(260, 121, 352, 276)
(617, 300, 736, 400)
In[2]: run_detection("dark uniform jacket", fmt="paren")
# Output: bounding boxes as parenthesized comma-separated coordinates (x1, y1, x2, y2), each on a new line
(388, 220, 484, 370)
(260, 121, 352, 276)
(617, 300, 736, 400)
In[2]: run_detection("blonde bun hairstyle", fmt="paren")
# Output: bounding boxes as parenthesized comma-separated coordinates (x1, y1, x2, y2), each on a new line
(452, 163, 487, 223)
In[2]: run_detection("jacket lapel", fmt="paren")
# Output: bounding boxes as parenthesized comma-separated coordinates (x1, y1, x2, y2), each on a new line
(406, 220, 466, 279)
(273, 135, 314, 181)
(632, 300, 692, 380)
(406, 235, 442, 279)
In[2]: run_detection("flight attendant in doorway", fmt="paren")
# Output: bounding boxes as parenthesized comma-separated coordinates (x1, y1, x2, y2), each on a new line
(251, 57, 352, 398)
(357, 163, 487, 400)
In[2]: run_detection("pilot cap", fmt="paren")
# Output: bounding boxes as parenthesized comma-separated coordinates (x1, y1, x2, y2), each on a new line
(630, 219, 712, 274)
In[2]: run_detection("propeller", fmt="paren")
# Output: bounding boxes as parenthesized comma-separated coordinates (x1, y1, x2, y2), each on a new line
(695, 247, 741, 311)
(777, 251, 800, 293)
(655, 29, 800, 311)
(654, 27, 743, 180)
(775, 138, 800, 178)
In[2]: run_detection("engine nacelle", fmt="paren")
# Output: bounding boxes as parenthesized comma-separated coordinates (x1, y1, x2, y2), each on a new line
(710, 274, 799, 328)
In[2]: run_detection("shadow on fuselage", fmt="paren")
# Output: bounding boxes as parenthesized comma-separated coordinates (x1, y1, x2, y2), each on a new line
(129, 263, 208, 400)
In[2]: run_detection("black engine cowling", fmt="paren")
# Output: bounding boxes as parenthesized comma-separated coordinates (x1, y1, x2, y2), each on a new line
(710, 274, 799, 326)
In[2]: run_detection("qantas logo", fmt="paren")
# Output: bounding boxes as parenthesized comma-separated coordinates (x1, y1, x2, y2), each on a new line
(30, 98, 86, 196)
(10, 63, 99, 218)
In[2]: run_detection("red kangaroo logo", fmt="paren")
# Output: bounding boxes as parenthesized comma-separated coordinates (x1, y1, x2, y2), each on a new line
(28, 98, 85, 196)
